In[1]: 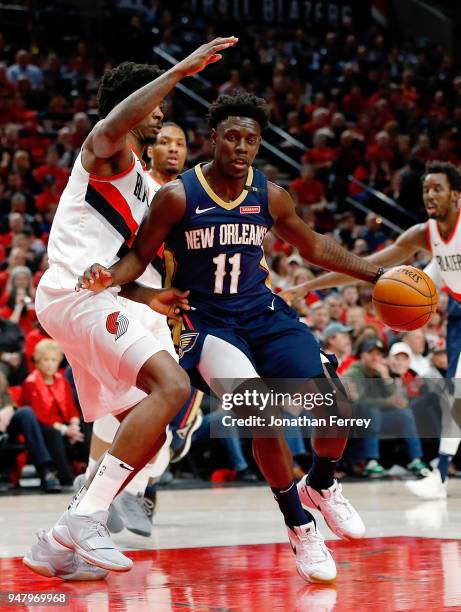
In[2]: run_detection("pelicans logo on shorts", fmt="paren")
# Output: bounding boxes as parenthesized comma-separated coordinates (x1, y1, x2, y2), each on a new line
(106, 311, 129, 341)
(178, 332, 199, 358)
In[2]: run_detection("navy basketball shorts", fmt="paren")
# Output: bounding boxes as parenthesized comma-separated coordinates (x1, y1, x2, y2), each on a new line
(174, 293, 324, 387)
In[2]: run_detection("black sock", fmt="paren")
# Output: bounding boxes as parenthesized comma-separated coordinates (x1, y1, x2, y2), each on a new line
(37, 462, 53, 479)
(144, 483, 157, 499)
(271, 481, 315, 528)
(438, 454, 452, 482)
(308, 453, 338, 491)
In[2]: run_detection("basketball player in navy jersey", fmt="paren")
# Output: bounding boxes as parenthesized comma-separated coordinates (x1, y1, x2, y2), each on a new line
(79, 93, 386, 583)
(283, 161, 461, 501)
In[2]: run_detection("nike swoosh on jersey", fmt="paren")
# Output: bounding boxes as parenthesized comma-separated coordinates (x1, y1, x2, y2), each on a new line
(195, 205, 217, 214)
(268, 298, 275, 310)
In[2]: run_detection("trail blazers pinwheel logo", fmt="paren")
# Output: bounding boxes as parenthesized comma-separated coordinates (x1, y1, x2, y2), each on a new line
(106, 311, 129, 341)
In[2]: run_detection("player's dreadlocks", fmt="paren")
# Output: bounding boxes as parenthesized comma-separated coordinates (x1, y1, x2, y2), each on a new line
(97, 62, 163, 118)
(208, 93, 270, 131)
(422, 161, 461, 191)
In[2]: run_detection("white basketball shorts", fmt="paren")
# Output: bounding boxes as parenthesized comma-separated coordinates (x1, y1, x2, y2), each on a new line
(36, 265, 176, 422)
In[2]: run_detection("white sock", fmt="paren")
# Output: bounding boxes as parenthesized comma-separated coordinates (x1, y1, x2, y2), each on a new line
(85, 457, 96, 480)
(46, 530, 69, 552)
(75, 453, 134, 516)
(124, 465, 151, 496)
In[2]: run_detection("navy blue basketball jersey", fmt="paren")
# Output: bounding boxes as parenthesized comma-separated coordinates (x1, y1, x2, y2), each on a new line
(163, 163, 274, 313)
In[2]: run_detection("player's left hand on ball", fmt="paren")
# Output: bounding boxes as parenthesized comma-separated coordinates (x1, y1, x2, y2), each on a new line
(76, 263, 113, 293)
(149, 288, 190, 319)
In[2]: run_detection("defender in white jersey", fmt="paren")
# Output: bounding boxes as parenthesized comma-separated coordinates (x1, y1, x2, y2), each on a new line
(23, 37, 238, 579)
(87, 124, 190, 539)
(282, 161, 461, 500)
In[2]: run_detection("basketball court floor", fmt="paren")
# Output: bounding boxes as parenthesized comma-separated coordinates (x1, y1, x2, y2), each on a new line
(1, 480, 460, 611)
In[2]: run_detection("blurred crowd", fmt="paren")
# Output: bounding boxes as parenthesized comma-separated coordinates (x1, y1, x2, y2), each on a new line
(0, 2, 460, 492)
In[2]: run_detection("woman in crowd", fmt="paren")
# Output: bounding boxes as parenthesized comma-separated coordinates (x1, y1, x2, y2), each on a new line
(19, 339, 86, 485)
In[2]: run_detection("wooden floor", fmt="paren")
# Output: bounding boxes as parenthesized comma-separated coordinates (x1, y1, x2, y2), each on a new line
(1, 480, 460, 611)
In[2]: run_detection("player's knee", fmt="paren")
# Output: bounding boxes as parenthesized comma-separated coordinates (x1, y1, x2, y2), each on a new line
(160, 369, 191, 411)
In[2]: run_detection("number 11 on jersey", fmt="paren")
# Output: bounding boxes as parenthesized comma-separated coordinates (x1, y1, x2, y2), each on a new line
(213, 253, 241, 294)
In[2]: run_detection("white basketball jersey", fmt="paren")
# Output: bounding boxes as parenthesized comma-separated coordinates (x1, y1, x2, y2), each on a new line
(47, 147, 149, 287)
(136, 170, 163, 289)
(426, 214, 461, 302)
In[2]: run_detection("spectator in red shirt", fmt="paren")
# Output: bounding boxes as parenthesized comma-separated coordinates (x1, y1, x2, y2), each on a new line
(24, 321, 49, 372)
(342, 85, 368, 119)
(289, 164, 326, 215)
(429, 91, 450, 122)
(0, 62, 16, 125)
(34, 175, 60, 213)
(69, 112, 91, 149)
(19, 339, 85, 485)
(0, 247, 27, 295)
(0, 212, 26, 250)
(366, 130, 394, 191)
(302, 107, 330, 141)
(411, 133, 435, 164)
(0, 370, 61, 492)
(33, 145, 69, 193)
(0, 265, 37, 334)
(388, 342, 422, 399)
(12, 149, 39, 193)
(290, 162, 335, 232)
(303, 132, 337, 172)
(401, 69, 418, 106)
(432, 137, 459, 165)
(32, 252, 49, 289)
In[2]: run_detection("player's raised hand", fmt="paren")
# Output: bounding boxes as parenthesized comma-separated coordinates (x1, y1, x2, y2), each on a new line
(148, 288, 190, 320)
(176, 37, 238, 78)
(75, 263, 113, 292)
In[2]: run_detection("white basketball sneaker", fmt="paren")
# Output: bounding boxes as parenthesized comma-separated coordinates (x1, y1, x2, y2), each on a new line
(297, 477, 365, 540)
(287, 521, 337, 584)
(52, 509, 133, 572)
(23, 530, 108, 580)
(405, 469, 448, 500)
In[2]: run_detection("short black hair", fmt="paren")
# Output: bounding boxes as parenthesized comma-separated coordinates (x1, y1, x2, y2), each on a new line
(422, 161, 461, 191)
(208, 92, 270, 131)
(97, 62, 163, 118)
(153, 121, 187, 144)
(157, 121, 186, 135)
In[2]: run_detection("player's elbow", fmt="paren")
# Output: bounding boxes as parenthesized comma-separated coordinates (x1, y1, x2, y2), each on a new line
(302, 231, 324, 266)
(91, 123, 123, 158)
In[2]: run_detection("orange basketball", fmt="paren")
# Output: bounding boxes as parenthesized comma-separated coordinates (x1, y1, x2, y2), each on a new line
(372, 266, 438, 331)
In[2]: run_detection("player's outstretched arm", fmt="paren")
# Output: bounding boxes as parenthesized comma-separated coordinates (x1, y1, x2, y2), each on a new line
(269, 183, 428, 288)
(120, 284, 190, 319)
(87, 37, 238, 159)
(281, 222, 429, 299)
(76, 180, 187, 292)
